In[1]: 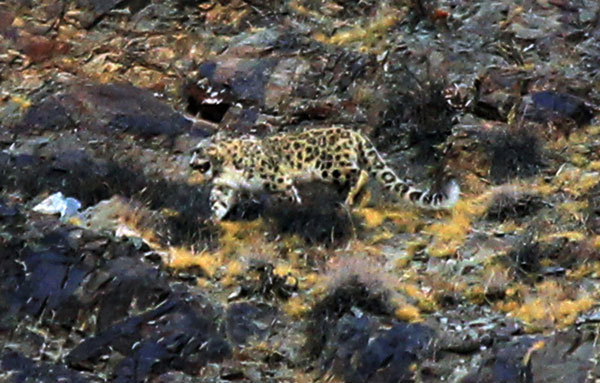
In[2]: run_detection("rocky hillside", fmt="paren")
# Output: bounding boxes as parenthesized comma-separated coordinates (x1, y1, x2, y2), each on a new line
(1, 1, 599, 382)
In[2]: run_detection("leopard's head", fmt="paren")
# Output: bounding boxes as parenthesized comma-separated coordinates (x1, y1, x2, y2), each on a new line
(190, 141, 221, 180)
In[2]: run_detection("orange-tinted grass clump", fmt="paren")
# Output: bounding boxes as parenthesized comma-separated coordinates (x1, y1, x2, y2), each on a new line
(166, 247, 220, 278)
(283, 295, 311, 318)
(567, 261, 600, 280)
(356, 206, 422, 233)
(394, 304, 422, 322)
(396, 282, 437, 312)
(553, 167, 599, 198)
(425, 192, 491, 257)
(312, 7, 403, 52)
(503, 280, 596, 331)
(220, 259, 246, 287)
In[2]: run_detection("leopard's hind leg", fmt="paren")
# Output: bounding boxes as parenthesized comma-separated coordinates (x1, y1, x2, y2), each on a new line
(345, 169, 369, 206)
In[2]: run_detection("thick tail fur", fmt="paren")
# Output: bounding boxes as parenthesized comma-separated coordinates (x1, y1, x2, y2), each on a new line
(359, 136, 460, 209)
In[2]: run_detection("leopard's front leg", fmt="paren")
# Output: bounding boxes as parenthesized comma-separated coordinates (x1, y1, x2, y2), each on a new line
(269, 176, 301, 204)
(210, 184, 238, 221)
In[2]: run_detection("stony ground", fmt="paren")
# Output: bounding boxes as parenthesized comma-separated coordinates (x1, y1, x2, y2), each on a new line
(1, 0, 600, 382)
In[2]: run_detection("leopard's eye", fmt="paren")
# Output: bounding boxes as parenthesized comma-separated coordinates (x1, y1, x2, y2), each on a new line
(190, 156, 211, 173)
(198, 161, 211, 173)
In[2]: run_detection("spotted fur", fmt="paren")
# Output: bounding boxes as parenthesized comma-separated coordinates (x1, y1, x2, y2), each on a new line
(190, 127, 460, 221)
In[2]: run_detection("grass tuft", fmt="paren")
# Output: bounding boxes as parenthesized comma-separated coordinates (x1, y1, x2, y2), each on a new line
(483, 128, 545, 184)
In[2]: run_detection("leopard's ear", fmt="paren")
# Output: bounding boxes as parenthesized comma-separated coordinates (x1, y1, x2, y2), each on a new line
(191, 137, 216, 155)
(201, 132, 230, 157)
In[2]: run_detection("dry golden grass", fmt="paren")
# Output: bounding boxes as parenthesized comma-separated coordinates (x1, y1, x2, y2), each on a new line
(123, 118, 600, 337)
(425, 191, 491, 257)
(499, 280, 597, 331)
(283, 295, 311, 318)
(394, 304, 422, 322)
(310, 5, 406, 53)
(166, 247, 220, 277)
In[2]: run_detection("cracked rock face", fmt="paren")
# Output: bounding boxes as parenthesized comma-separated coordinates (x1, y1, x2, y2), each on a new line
(1, 227, 229, 382)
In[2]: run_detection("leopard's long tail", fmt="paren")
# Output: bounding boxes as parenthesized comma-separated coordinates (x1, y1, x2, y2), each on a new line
(358, 135, 460, 209)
